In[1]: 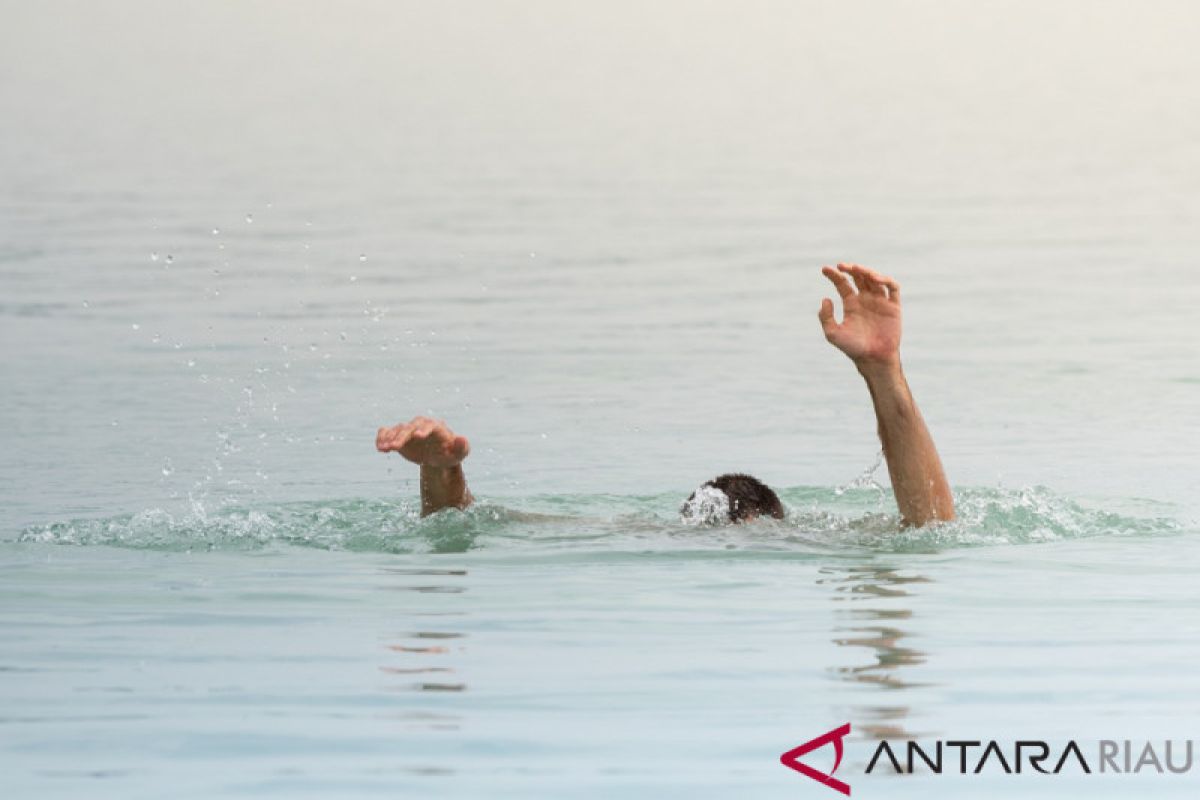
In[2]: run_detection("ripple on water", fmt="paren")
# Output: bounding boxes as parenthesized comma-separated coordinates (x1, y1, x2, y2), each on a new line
(13, 486, 1184, 556)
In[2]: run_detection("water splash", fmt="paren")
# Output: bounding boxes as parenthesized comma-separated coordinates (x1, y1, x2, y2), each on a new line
(14, 487, 1182, 556)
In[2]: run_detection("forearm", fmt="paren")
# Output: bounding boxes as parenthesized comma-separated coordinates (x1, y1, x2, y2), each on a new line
(419, 465, 474, 517)
(858, 359, 954, 526)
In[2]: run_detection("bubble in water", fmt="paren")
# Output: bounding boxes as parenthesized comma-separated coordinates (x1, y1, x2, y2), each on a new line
(339, 331, 347, 341)
(131, 323, 141, 331)
(245, 214, 254, 223)
(212, 228, 220, 236)
(82, 300, 89, 308)
(187, 359, 196, 367)
(152, 333, 161, 344)
(350, 275, 357, 282)
(309, 344, 318, 352)
(359, 254, 367, 262)
(150, 252, 159, 262)
(161, 459, 174, 477)
(165, 254, 174, 265)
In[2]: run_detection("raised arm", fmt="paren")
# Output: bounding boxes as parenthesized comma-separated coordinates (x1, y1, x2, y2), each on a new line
(376, 416, 474, 516)
(818, 264, 954, 526)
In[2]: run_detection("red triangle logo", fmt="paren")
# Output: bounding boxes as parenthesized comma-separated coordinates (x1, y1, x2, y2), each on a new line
(780, 723, 852, 796)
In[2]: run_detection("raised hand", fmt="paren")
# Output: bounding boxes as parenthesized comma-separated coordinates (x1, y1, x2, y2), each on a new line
(818, 263, 903, 368)
(376, 416, 470, 468)
(815, 263, 954, 525)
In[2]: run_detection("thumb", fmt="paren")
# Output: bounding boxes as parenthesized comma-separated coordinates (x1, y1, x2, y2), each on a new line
(451, 435, 470, 460)
(818, 298, 836, 333)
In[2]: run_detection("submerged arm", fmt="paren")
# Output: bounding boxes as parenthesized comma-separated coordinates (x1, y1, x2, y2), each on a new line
(376, 417, 474, 516)
(819, 264, 954, 526)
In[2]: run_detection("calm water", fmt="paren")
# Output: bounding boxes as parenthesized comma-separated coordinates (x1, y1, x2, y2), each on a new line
(2, 2, 1199, 797)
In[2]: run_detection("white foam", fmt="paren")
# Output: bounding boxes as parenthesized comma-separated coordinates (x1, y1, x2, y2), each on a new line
(679, 485, 731, 526)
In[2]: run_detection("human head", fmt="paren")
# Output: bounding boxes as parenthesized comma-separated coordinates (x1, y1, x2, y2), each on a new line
(679, 473, 785, 525)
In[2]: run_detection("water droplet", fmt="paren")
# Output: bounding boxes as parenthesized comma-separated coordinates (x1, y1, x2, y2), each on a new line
(339, 331, 347, 341)
(131, 323, 141, 331)
(81, 300, 89, 308)
(111, 420, 119, 427)
(530, 252, 537, 258)
(150, 252, 159, 262)
(187, 359, 196, 367)
(309, 344, 318, 352)
(152, 333, 161, 344)
(245, 214, 254, 224)
(349, 275, 357, 282)
(358, 254, 367, 262)
(165, 254, 174, 265)
(212, 228, 220, 236)
(161, 460, 174, 477)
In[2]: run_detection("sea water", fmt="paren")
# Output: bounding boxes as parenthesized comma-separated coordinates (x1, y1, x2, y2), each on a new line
(2, 2, 1199, 798)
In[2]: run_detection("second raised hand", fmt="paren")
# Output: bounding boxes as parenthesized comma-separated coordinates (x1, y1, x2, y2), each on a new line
(376, 416, 470, 468)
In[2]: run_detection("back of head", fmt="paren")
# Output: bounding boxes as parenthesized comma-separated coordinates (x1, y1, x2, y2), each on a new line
(680, 473, 785, 525)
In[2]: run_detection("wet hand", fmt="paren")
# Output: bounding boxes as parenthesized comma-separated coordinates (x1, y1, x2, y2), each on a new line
(375, 416, 470, 468)
(818, 263, 903, 368)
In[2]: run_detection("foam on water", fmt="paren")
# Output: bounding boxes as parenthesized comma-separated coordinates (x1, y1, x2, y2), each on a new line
(15, 486, 1184, 556)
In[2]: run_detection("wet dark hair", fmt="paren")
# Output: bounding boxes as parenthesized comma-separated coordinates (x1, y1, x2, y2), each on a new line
(682, 473, 785, 524)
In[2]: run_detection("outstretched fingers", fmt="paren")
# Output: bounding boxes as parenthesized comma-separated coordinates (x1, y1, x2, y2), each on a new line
(837, 263, 874, 295)
(840, 263, 901, 304)
(377, 423, 414, 452)
(879, 273, 900, 303)
(822, 265, 855, 299)
(837, 263, 879, 297)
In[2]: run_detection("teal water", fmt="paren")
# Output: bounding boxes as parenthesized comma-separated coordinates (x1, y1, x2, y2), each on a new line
(3, 1, 1200, 798)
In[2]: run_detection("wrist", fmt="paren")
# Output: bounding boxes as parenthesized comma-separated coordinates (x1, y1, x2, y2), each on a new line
(854, 355, 903, 383)
(420, 464, 463, 480)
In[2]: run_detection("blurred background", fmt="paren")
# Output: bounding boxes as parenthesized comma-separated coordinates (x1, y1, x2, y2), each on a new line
(2, 0, 1198, 534)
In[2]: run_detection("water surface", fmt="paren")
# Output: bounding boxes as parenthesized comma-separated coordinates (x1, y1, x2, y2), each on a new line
(2, 1, 1199, 797)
